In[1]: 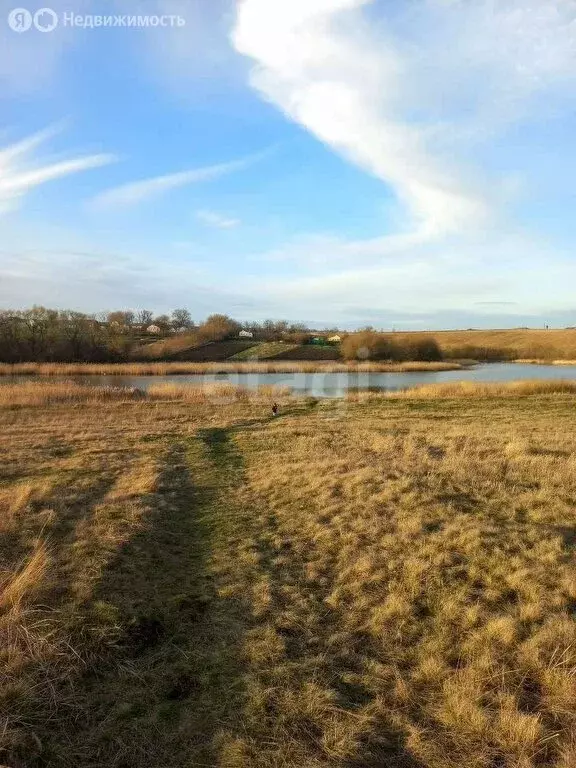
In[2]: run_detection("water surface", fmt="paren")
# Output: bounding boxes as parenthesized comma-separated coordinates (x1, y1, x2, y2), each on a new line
(5, 363, 576, 398)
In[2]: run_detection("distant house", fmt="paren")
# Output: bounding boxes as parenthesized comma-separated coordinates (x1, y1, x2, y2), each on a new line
(239, 330, 254, 339)
(146, 325, 162, 335)
(328, 334, 342, 343)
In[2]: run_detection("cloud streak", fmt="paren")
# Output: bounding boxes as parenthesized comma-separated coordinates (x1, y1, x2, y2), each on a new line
(196, 209, 241, 229)
(0, 126, 115, 214)
(92, 151, 265, 210)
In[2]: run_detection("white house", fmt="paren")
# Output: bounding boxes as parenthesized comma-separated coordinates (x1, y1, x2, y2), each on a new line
(239, 330, 254, 339)
(146, 325, 162, 335)
(328, 334, 342, 343)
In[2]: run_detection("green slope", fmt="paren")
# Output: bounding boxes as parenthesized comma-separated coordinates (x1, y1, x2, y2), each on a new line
(229, 342, 300, 360)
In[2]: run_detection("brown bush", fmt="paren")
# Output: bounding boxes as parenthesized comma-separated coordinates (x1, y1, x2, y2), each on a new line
(341, 332, 442, 362)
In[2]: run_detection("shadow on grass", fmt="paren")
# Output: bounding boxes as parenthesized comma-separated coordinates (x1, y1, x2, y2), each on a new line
(24, 407, 428, 768)
(34, 438, 251, 768)
(197, 426, 244, 471)
(197, 418, 427, 768)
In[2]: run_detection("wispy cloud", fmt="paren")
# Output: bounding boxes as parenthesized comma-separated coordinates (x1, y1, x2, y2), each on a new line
(232, 0, 488, 246)
(92, 151, 265, 210)
(196, 209, 241, 229)
(232, 0, 576, 250)
(0, 126, 116, 214)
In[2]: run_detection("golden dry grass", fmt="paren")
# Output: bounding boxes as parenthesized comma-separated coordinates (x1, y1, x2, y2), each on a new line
(0, 380, 292, 407)
(5, 378, 576, 410)
(0, 360, 462, 376)
(392, 328, 576, 360)
(147, 381, 292, 404)
(382, 379, 576, 398)
(0, 380, 143, 406)
(1, 384, 576, 767)
(516, 359, 576, 366)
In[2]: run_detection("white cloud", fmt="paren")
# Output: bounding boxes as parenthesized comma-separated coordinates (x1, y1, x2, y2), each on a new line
(0, 126, 116, 214)
(232, 0, 576, 249)
(92, 152, 263, 210)
(196, 209, 241, 229)
(232, 0, 489, 245)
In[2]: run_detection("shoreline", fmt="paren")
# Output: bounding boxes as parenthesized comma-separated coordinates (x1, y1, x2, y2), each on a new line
(513, 358, 576, 365)
(0, 360, 464, 376)
(2, 377, 576, 407)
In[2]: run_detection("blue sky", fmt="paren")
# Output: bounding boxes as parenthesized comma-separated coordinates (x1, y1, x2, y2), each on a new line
(1, 0, 576, 329)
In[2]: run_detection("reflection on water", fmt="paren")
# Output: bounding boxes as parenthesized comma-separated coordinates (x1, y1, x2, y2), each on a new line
(4, 363, 576, 398)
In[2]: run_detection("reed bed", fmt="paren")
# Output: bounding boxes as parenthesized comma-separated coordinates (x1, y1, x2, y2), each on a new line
(3, 378, 576, 408)
(0, 360, 462, 376)
(0, 381, 143, 407)
(515, 358, 576, 366)
(384, 379, 576, 398)
(147, 382, 292, 403)
(0, 380, 292, 407)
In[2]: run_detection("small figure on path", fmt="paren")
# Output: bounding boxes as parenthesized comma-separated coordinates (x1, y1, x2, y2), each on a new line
(271, 402, 279, 417)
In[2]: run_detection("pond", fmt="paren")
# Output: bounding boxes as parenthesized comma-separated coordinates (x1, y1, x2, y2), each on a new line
(5, 363, 576, 398)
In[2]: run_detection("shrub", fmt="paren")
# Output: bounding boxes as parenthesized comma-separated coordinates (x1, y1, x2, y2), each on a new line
(341, 332, 443, 362)
(404, 336, 443, 362)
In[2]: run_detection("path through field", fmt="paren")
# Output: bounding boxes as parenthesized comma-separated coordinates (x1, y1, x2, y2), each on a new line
(1, 396, 576, 767)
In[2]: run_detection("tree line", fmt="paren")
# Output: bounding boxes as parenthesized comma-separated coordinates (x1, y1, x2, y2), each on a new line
(0, 307, 319, 362)
(0, 306, 447, 363)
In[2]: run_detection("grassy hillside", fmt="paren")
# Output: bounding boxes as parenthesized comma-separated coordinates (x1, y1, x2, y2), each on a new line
(230, 341, 300, 360)
(135, 338, 341, 363)
(392, 328, 576, 361)
(130, 331, 201, 359)
(168, 340, 258, 362)
(126, 329, 576, 364)
(134, 337, 258, 362)
(273, 343, 341, 360)
(3, 383, 576, 767)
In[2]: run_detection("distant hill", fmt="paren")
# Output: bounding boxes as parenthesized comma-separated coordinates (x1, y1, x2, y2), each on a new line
(132, 334, 257, 361)
(131, 328, 576, 364)
(168, 340, 258, 362)
(392, 329, 576, 361)
(132, 336, 343, 362)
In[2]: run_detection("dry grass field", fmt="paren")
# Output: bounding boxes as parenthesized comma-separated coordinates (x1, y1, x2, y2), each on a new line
(392, 329, 576, 361)
(2, 381, 576, 768)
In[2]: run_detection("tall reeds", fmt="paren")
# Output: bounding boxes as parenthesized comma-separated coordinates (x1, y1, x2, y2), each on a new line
(0, 380, 291, 406)
(0, 361, 462, 376)
(385, 379, 576, 398)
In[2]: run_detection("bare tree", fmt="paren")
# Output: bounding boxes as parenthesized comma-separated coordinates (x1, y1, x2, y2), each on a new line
(171, 309, 193, 330)
(136, 309, 154, 327)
